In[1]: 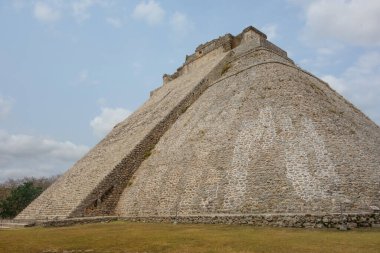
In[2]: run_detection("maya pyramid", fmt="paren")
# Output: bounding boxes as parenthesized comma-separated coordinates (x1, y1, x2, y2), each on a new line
(17, 26, 380, 227)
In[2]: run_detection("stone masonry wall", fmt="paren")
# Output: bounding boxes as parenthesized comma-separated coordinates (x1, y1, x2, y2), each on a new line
(17, 43, 232, 220)
(17, 26, 380, 224)
(120, 213, 380, 229)
(41, 213, 380, 229)
(116, 44, 380, 217)
(71, 51, 234, 217)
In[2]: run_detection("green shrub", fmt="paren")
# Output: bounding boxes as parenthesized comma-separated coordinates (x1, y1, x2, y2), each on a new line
(0, 182, 43, 218)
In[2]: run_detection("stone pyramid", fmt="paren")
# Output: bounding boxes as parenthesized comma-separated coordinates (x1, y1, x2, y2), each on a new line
(17, 26, 380, 227)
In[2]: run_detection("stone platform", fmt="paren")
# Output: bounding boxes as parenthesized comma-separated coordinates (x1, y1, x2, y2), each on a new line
(32, 213, 380, 229)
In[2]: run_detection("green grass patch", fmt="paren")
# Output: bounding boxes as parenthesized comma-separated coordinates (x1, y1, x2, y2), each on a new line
(0, 221, 379, 253)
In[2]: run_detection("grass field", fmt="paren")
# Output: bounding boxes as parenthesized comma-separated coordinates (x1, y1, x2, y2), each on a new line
(0, 221, 380, 253)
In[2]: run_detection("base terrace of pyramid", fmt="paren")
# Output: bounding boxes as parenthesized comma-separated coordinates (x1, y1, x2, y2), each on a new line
(17, 26, 380, 228)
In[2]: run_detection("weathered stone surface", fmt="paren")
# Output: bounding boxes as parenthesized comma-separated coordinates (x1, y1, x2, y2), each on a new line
(39, 213, 380, 229)
(116, 48, 380, 217)
(16, 26, 380, 228)
(16, 38, 233, 220)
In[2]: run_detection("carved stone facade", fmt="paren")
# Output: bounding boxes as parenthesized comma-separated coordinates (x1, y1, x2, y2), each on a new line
(17, 26, 380, 228)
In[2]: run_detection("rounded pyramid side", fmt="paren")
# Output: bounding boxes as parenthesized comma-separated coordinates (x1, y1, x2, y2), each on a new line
(116, 48, 380, 217)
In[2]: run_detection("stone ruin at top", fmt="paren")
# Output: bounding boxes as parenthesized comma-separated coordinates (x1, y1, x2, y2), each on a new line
(17, 26, 380, 225)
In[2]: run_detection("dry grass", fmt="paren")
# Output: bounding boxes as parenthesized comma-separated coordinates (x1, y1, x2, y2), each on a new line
(0, 221, 380, 253)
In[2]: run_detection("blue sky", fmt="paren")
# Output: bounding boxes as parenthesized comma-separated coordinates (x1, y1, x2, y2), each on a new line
(0, 0, 379, 182)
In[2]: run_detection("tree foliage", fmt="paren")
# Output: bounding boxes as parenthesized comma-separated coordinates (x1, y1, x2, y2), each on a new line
(0, 176, 58, 201)
(0, 176, 58, 218)
(0, 182, 43, 218)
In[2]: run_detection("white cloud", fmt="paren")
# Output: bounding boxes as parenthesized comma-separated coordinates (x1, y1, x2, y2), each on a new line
(11, 0, 28, 9)
(74, 69, 99, 86)
(0, 96, 12, 120)
(169, 11, 193, 36)
(321, 75, 346, 93)
(78, 69, 88, 83)
(33, 1, 61, 23)
(0, 130, 89, 182)
(297, 0, 380, 47)
(71, 0, 104, 22)
(31, 0, 113, 23)
(262, 24, 277, 41)
(90, 107, 131, 138)
(132, 0, 165, 26)
(132, 62, 143, 76)
(97, 97, 107, 106)
(298, 42, 345, 71)
(322, 52, 380, 124)
(106, 17, 123, 28)
(316, 47, 336, 56)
